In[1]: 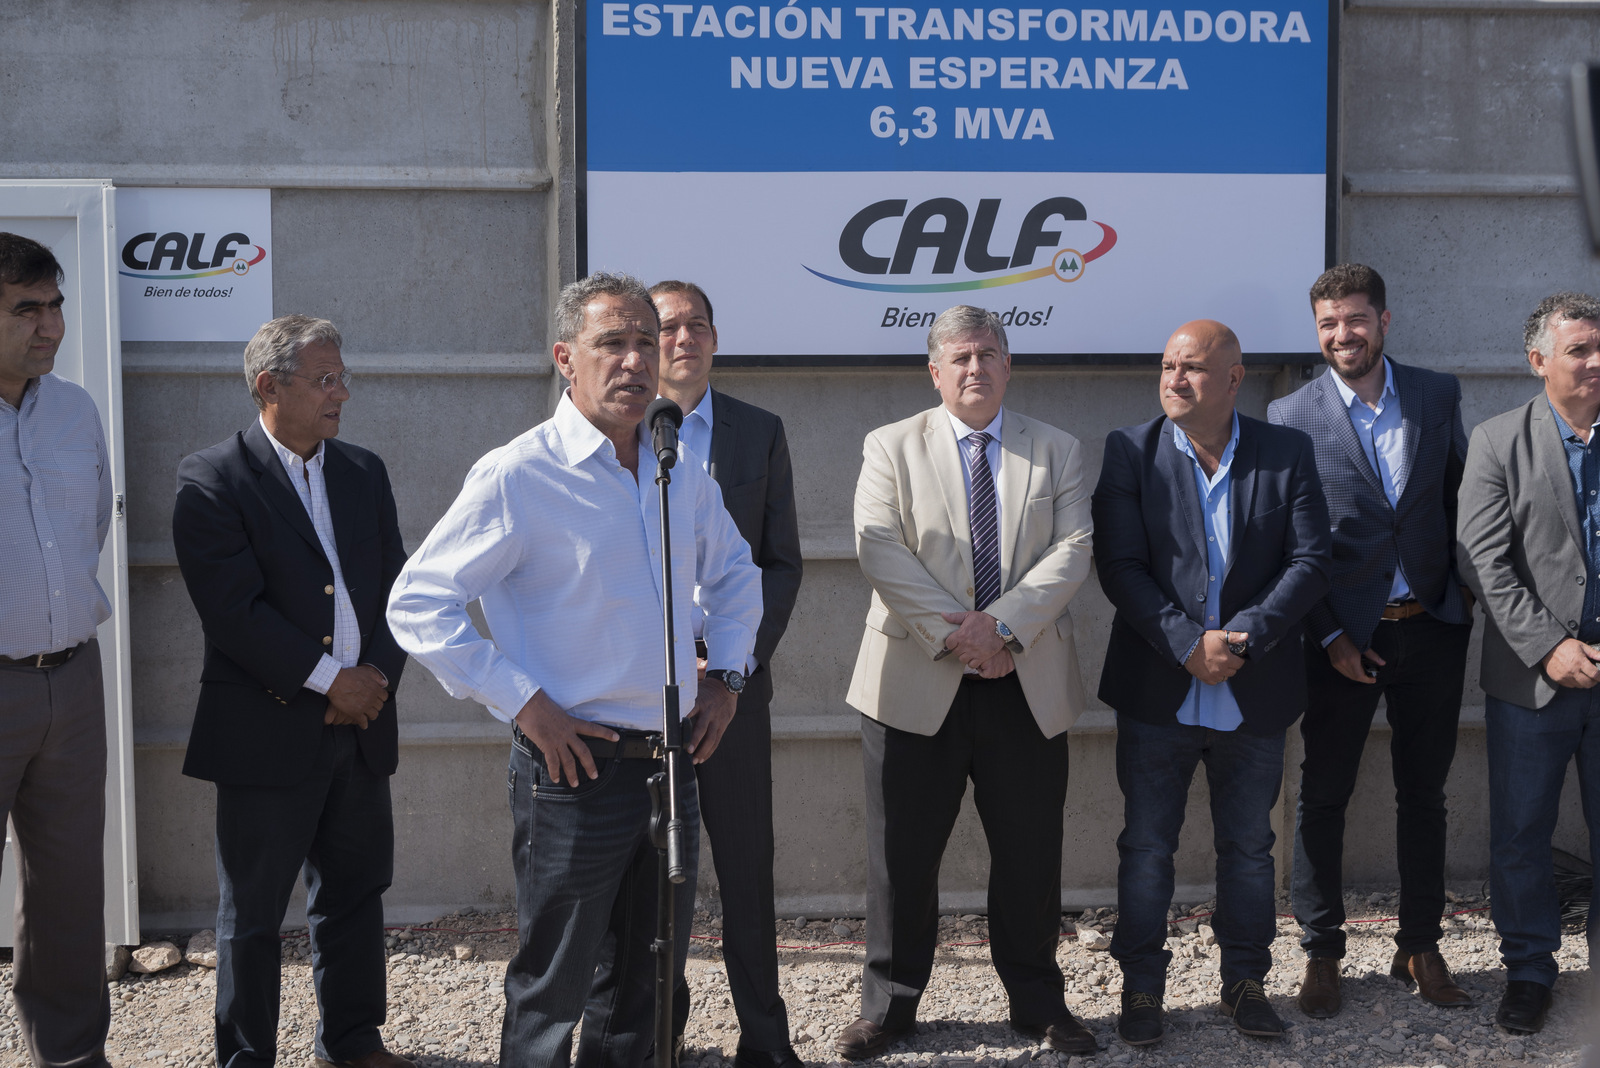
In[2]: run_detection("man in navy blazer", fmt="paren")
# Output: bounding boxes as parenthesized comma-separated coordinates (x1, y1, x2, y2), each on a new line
(1092, 321, 1330, 1047)
(1267, 264, 1475, 1019)
(173, 316, 410, 1068)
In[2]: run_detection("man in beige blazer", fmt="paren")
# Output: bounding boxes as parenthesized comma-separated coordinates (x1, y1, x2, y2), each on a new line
(836, 305, 1095, 1060)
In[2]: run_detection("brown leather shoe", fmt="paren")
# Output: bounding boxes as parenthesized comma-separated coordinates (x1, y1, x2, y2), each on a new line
(1297, 956, 1342, 1018)
(1391, 949, 1472, 1007)
(315, 1050, 416, 1068)
(1011, 1012, 1099, 1055)
(834, 1018, 914, 1060)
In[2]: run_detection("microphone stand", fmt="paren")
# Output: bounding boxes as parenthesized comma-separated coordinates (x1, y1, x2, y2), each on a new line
(647, 428, 688, 1068)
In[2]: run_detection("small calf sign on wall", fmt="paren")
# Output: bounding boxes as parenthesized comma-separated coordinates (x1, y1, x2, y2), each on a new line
(116, 187, 272, 342)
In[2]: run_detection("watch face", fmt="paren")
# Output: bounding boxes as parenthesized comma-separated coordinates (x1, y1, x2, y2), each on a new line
(725, 670, 746, 693)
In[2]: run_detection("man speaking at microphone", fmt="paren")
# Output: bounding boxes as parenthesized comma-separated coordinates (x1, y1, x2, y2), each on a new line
(386, 273, 763, 1068)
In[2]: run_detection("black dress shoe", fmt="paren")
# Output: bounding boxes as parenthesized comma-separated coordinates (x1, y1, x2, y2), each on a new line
(735, 1046, 804, 1068)
(1496, 980, 1553, 1035)
(1219, 979, 1285, 1037)
(834, 1018, 914, 1060)
(1117, 990, 1164, 1046)
(1010, 1013, 1098, 1055)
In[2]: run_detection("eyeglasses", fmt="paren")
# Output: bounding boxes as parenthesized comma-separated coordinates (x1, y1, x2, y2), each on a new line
(290, 370, 354, 392)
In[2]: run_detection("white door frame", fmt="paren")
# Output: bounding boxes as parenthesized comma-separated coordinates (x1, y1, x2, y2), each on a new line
(0, 180, 139, 947)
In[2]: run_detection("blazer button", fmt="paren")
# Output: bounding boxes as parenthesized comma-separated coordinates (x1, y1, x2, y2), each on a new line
(1569, 620, 1579, 629)
(323, 635, 333, 646)
(967, 586, 975, 597)
(1579, 576, 1586, 585)
(325, 584, 335, 595)
(1196, 593, 1205, 602)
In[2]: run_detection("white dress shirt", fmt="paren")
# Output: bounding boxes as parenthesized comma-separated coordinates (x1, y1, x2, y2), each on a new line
(679, 387, 716, 642)
(258, 417, 364, 693)
(387, 391, 763, 731)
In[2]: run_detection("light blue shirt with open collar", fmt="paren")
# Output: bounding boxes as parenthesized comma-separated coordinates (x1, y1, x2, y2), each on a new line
(1330, 357, 1412, 603)
(1172, 413, 1243, 732)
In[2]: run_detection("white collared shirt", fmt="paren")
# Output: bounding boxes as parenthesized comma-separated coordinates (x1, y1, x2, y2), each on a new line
(386, 391, 763, 731)
(258, 416, 362, 694)
(678, 387, 716, 642)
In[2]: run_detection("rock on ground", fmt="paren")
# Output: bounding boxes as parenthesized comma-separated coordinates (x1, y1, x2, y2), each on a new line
(127, 942, 181, 975)
(184, 931, 217, 969)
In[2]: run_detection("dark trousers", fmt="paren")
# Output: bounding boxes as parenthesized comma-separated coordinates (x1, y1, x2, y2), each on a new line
(1109, 715, 1285, 996)
(505, 729, 699, 1068)
(860, 674, 1071, 1029)
(1291, 614, 1472, 958)
(0, 641, 110, 1068)
(213, 725, 394, 1068)
(690, 672, 790, 1051)
(1486, 689, 1600, 987)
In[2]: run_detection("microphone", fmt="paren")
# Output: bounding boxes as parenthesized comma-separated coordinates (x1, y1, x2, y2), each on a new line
(645, 397, 683, 469)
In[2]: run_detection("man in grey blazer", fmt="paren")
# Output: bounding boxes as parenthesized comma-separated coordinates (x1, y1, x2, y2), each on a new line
(1267, 264, 1475, 1018)
(1457, 291, 1600, 1035)
(649, 280, 805, 1068)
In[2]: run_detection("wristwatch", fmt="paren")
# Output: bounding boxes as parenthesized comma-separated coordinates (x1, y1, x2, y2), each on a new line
(704, 668, 747, 695)
(995, 619, 1023, 652)
(1226, 632, 1250, 658)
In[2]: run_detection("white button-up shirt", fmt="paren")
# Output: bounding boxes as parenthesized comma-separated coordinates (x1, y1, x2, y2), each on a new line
(387, 391, 763, 731)
(258, 417, 362, 693)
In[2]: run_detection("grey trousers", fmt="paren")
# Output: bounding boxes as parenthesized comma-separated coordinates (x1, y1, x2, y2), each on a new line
(0, 640, 111, 1068)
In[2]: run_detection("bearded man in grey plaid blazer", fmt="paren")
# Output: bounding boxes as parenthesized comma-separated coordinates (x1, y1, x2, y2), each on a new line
(1267, 265, 1475, 1020)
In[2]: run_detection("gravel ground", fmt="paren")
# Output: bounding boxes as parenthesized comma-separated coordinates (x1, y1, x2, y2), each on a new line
(1, 887, 1591, 1068)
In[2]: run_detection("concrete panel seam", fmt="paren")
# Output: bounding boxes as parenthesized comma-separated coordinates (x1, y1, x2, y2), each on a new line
(1344, 171, 1577, 197)
(2, 164, 551, 192)
(1348, 0, 1600, 11)
(128, 707, 1492, 750)
(122, 353, 554, 376)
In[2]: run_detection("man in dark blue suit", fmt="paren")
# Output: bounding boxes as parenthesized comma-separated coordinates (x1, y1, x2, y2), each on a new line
(1268, 265, 1475, 1018)
(173, 316, 411, 1068)
(1092, 320, 1330, 1048)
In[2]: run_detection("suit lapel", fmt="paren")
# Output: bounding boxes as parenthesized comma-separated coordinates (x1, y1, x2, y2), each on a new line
(244, 421, 323, 556)
(1391, 361, 1420, 501)
(1533, 399, 1586, 555)
(324, 442, 359, 573)
(1314, 372, 1386, 498)
(997, 411, 1032, 583)
(924, 411, 975, 583)
(708, 387, 737, 489)
(1156, 420, 1207, 560)
(1227, 419, 1257, 570)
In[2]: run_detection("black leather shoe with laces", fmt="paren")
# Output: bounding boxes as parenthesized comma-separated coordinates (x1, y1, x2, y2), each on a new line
(1117, 990, 1164, 1046)
(1219, 979, 1285, 1037)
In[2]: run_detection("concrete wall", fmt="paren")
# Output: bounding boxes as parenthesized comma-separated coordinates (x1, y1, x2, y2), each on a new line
(6, 0, 1600, 931)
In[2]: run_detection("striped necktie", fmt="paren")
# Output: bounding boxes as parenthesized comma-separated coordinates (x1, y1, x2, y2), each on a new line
(965, 431, 1001, 610)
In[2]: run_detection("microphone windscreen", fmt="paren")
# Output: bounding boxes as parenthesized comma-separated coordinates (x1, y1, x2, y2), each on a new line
(645, 397, 684, 430)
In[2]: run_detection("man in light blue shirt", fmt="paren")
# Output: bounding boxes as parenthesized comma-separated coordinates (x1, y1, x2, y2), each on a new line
(1172, 414, 1244, 731)
(1093, 320, 1331, 1047)
(0, 233, 115, 1068)
(1268, 264, 1474, 1019)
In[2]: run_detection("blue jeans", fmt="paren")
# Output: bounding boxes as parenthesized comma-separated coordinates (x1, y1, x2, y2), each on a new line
(1110, 714, 1285, 997)
(501, 728, 699, 1068)
(1486, 690, 1600, 987)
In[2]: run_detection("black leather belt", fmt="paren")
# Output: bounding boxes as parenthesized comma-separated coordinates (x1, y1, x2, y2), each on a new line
(0, 644, 81, 669)
(584, 732, 662, 760)
(514, 724, 661, 760)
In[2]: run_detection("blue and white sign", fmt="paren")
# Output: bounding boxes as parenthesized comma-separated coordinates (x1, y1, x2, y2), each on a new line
(586, 2, 1331, 358)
